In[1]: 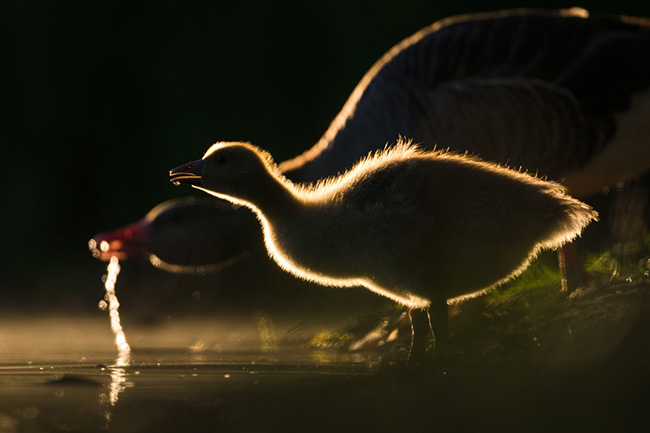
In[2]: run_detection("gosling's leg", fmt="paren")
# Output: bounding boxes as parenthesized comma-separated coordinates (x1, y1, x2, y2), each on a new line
(408, 308, 432, 366)
(429, 297, 449, 358)
(407, 299, 448, 367)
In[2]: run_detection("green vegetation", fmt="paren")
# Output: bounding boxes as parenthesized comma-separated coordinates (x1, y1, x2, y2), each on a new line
(298, 244, 650, 367)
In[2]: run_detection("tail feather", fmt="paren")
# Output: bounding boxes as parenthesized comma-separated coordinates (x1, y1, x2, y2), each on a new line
(540, 185, 599, 251)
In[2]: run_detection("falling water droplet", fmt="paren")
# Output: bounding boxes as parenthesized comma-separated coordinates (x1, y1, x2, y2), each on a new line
(97, 256, 133, 429)
(101, 256, 131, 366)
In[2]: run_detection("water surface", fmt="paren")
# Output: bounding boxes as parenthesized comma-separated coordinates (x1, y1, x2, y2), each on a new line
(2, 277, 650, 432)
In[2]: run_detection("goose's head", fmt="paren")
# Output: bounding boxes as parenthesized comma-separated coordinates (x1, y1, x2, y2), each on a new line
(170, 142, 276, 199)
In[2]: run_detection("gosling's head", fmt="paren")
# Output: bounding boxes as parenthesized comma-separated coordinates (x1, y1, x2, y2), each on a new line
(170, 142, 276, 196)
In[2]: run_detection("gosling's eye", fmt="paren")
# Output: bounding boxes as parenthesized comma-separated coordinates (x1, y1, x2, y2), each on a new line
(215, 155, 227, 164)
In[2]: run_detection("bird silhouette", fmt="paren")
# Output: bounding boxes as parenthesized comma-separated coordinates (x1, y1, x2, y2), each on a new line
(170, 141, 597, 363)
(93, 8, 650, 292)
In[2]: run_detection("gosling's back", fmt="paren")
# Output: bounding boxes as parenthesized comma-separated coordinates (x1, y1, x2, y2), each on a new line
(275, 144, 596, 302)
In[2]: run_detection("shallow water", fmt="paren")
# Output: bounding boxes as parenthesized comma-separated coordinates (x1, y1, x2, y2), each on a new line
(2, 340, 649, 433)
(0, 350, 379, 433)
(0, 312, 650, 433)
(2, 280, 650, 432)
(0, 315, 385, 432)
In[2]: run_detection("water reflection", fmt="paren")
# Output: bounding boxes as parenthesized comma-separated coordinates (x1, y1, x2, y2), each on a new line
(101, 364, 130, 427)
(108, 363, 129, 406)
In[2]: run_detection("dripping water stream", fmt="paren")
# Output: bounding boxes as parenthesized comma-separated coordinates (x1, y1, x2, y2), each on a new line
(98, 256, 131, 422)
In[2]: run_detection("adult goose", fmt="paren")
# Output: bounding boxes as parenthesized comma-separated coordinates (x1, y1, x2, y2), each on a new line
(90, 197, 258, 274)
(93, 8, 650, 291)
(170, 141, 597, 363)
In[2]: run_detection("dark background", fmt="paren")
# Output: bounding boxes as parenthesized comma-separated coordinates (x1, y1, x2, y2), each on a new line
(2, 0, 649, 310)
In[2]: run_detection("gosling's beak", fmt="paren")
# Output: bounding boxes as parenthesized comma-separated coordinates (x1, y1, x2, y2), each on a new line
(170, 159, 204, 186)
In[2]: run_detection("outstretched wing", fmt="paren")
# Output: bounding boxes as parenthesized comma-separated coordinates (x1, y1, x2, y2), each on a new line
(282, 9, 650, 184)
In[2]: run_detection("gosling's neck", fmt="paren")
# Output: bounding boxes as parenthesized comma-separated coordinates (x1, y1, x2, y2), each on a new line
(196, 172, 303, 221)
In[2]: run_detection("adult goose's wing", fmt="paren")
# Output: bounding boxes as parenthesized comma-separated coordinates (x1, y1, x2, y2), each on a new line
(281, 8, 650, 191)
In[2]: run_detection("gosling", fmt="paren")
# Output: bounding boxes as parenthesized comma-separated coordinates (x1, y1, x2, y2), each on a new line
(170, 141, 597, 364)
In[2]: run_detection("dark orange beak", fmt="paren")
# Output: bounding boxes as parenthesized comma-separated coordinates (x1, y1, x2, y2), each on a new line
(170, 159, 204, 186)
